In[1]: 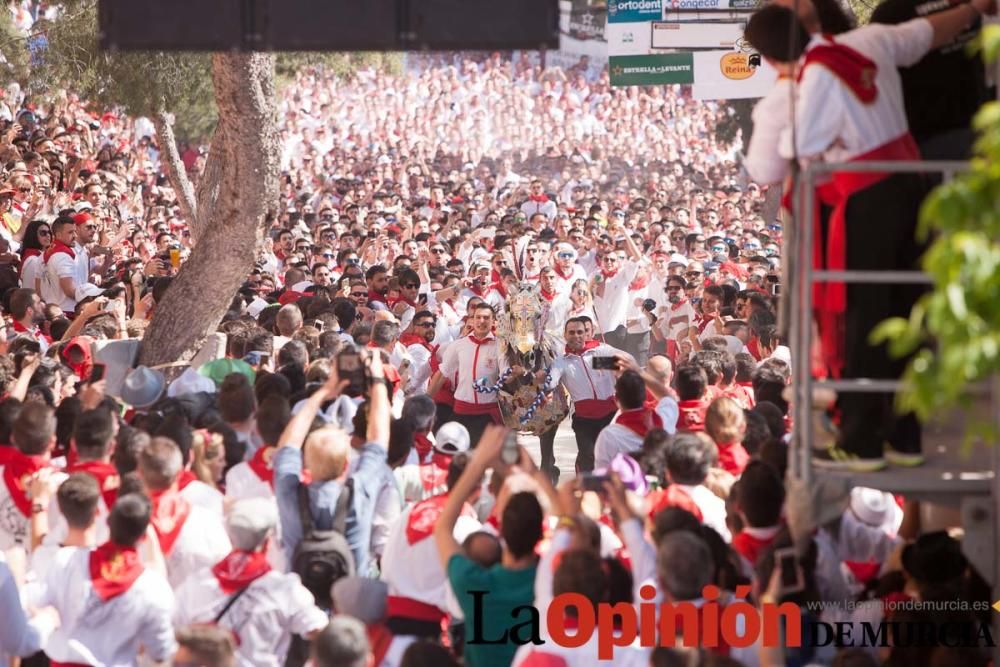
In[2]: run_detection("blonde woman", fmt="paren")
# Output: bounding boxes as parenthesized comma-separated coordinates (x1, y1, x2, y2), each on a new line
(191, 430, 227, 492)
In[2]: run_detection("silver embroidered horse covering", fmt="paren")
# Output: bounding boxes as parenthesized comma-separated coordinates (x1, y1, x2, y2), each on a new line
(495, 282, 569, 435)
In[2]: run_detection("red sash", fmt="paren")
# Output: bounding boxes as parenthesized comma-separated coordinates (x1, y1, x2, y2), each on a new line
(368, 289, 387, 305)
(177, 469, 198, 491)
(717, 442, 750, 477)
(89, 541, 144, 601)
(614, 407, 663, 439)
(247, 446, 275, 487)
(799, 40, 878, 104)
(149, 488, 191, 556)
(68, 459, 120, 509)
(211, 549, 272, 594)
(2, 450, 48, 517)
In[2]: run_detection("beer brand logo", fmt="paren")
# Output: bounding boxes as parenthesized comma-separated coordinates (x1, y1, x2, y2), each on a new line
(720, 52, 756, 80)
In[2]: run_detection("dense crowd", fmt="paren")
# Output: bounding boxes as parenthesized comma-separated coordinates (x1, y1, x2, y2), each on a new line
(0, 25, 991, 667)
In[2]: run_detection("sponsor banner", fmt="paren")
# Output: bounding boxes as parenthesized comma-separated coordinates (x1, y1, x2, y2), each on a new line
(608, 0, 663, 23)
(690, 49, 777, 99)
(560, 0, 608, 42)
(650, 20, 746, 50)
(606, 21, 653, 55)
(660, 0, 758, 13)
(609, 53, 694, 86)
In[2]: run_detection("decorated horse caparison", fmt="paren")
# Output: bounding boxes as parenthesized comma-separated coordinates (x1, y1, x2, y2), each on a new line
(474, 282, 569, 436)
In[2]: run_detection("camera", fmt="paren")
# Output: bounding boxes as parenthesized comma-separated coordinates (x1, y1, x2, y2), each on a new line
(642, 298, 657, 313)
(337, 345, 369, 398)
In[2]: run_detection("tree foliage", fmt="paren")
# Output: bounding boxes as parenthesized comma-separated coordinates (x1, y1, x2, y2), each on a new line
(870, 26, 1000, 445)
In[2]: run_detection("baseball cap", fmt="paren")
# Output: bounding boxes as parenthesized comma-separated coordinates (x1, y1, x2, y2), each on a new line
(225, 497, 278, 551)
(434, 422, 471, 454)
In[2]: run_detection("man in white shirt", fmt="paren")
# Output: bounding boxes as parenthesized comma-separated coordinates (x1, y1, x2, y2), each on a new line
(547, 318, 628, 473)
(592, 224, 645, 351)
(428, 302, 503, 448)
(32, 493, 176, 666)
(594, 370, 676, 470)
(398, 310, 438, 395)
(519, 179, 558, 220)
(40, 215, 80, 316)
(174, 498, 328, 667)
(137, 436, 231, 588)
(73, 210, 97, 286)
(664, 431, 731, 542)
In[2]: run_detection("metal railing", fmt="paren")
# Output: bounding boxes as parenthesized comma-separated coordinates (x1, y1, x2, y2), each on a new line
(787, 159, 969, 485)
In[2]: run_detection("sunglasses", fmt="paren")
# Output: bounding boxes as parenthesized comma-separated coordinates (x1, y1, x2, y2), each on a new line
(602, 256, 618, 263)
(18, 187, 31, 193)
(322, 253, 335, 259)
(711, 245, 727, 253)
(557, 252, 574, 259)
(430, 248, 447, 254)
(415, 320, 436, 328)
(38, 229, 50, 236)
(350, 291, 367, 297)
(402, 283, 419, 289)
(686, 271, 702, 277)
(666, 285, 682, 291)
(344, 258, 359, 265)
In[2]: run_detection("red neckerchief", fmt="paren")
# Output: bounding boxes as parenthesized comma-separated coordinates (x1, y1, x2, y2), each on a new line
(389, 295, 418, 309)
(670, 298, 689, 312)
(601, 268, 618, 280)
(247, 446, 275, 487)
(12, 320, 53, 343)
(405, 493, 476, 545)
(529, 194, 549, 203)
(62, 337, 94, 382)
(368, 289, 387, 304)
(469, 282, 487, 297)
(469, 333, 494, 345)
(554, 264, 575, 280)
(695, 313, 714, 333)
(491, 269, 502, 283)
(565, 339, 600, 356)
(733, 528, 780, 567)
(0, 446, 13, 466)
(148, 487, 191, 556)
(677, 399, 707, 431)
(43, 240, 75, 262)
(399, 332, 434, 354)
(211, 549, 272, 594)
(413, 432, 433, 463)
(646, 485, 702, 522)
(89, 541, 144, 602)
(799, 39, 878, 104)
(629, 272, 649, 291)
(493, 280, 508, 299)
(747, 337, 762, 361)
(419, 452, 451, 493)
(615, 407, 663, 439)
(68, 459, 120, 509)
(19, 248, 41, 276)
(177, 469, 198, 491)
(539, 287, 556, 302)
(2, 449, 49, 517)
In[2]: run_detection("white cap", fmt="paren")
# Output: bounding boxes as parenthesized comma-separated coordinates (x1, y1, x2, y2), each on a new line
(434, 422, 471, 454)
(668, 253, 689, 267)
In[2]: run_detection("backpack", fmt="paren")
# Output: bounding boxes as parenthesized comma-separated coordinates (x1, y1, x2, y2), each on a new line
(291, 478, 355, 609)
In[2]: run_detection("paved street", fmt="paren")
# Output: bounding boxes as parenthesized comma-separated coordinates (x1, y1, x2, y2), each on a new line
(516, 418, 580, 481)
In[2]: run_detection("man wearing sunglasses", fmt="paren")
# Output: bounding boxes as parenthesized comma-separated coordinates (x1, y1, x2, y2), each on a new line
(592, 223, 644, 351)
(550, 242, 585, 297)
(399, 309, 438, 394)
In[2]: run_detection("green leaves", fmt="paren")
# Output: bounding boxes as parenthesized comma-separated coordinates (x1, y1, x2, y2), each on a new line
(876, 46, 1000, 442)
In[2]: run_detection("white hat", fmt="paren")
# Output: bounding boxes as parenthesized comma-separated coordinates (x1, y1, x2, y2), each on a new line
(850, 487, 902, 535)
(225, 498, 278, 551)
(668, 253, 689, 267)
(722, 335, 744, 356)
(74, 283, 104, 301)
(291, 280, 314, 293)
(168, 367, 217, 398)
(434, 422, 471, 454)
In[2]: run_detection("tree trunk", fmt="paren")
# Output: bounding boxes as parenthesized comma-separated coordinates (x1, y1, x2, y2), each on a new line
(152, 108, 199, 233)
(193, 123, 226, 245)
(139, 53, 279, 367)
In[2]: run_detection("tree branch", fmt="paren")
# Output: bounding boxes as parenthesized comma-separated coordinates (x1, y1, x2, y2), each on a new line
(193, 123, 224, 244)
(153, 107, 198, 230)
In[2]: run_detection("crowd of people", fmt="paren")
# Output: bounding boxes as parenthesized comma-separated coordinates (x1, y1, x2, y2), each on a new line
(0, 2, 994, 664)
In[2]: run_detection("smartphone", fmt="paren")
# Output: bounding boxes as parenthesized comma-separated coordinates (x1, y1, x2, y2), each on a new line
(89, 363, 106, 384)
(337, 346, 368, 397)
(592, 356, 618, 371)
(103, 299, 119, 313)
(500, 430, 519, 465)
(580, 472, 610, 492)
(259, 354, 270, 368)
(314, 320, 325, 332)
(772, 284, 781, 296)
(775, 546, 804, 594)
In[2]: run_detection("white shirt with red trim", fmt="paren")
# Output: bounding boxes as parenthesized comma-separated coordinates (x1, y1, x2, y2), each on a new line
(0, 466, 66, 551)
(403, 340, 435, 394)
(548, 344, 621, 406)
(437, 335, 501, 409)
(551, 263, 588, 298)
(174, 569, 328, 667)
(658, 299, 697, 342)
(380, 497, 481, 619)
(28, 546, 176, 665)
(165, 506, 232, 589)
(180, 478, 224, 517)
